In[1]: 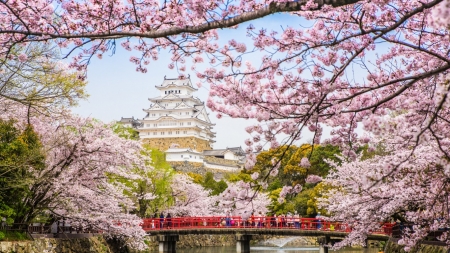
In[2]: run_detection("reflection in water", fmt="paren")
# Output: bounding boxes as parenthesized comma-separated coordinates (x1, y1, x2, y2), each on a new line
(176, 246, 381, 253)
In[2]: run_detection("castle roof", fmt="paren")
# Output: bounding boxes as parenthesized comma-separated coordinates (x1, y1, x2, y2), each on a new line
(156, 76, 197, 91)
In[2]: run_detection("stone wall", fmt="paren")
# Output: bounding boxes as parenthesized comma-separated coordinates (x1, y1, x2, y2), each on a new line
(143, 234, 236, 249)
(203, 156, 239, 167)
(0, 236, 112, 253)
(142, 137, 211, 152)
(169, 161, 234, 178)
(0, 235, 287, 253)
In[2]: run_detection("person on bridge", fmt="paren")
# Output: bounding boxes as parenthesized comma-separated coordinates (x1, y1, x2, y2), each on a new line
(294, 211, 300, 229)
(166, 213, 172, 229)
(251, 212, 255, 227)
(316, 212, 322, 230)
(226, 211, 231, 227)
(258, 211, 263, 228)
(270, 214, 276, 228)
(159, 212, 165, 230)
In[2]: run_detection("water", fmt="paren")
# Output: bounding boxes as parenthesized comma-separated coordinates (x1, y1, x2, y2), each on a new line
(262, 237, 300, 247)
(176, 246, 381, 253)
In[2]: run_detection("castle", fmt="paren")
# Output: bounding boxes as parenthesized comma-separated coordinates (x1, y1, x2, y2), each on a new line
(119, 76, 245, 172)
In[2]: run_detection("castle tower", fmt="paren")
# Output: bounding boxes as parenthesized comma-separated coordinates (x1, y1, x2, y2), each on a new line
(137, 77, 215, 151)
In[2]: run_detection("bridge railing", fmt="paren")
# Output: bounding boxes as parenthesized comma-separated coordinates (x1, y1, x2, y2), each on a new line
(141, 216, 395, 236)
(143, 217, 357, 232)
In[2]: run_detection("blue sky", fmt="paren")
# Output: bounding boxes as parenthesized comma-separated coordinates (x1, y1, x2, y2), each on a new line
(70, 13, 319, 149)
(70, 11, 383, 149)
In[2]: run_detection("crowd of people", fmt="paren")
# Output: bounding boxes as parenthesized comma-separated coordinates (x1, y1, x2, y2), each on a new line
(149, 211, 326, 230)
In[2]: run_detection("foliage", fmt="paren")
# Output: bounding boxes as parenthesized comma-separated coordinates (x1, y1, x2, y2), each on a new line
(225, 171, 252, 183)
(249, 144, 340, 215)
(0, 231, 28, 241)
(186, 172, 203, 184)
(0, 119, 45, 224)
(0, 43, 87, 112)
(304, 182, 331, 216)
(251, 144, 340, 186)
(189, 171, 228, 196)
(112, 123, 140, 140)
(118, 146, 174, 218)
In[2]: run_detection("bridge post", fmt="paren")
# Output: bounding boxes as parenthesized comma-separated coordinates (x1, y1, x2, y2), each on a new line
(318, 235, 330, 253)
(157, 234, 179, 253)
(235, 234, 252, 253)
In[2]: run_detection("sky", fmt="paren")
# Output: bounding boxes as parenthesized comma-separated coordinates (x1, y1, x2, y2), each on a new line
(70, 13, 319, 149)
(69, 10, 378, 149)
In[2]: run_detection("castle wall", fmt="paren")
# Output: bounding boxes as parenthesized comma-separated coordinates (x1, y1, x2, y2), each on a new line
(142, 136, 212, 152)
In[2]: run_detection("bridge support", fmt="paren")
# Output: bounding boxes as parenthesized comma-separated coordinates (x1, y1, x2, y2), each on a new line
(236, 234, 252, 253)
(318, 235, 330, 253)
(157, 234, 179, 253)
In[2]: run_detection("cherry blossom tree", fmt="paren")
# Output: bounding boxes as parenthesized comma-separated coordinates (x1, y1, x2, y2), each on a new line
(166, 173, 217, 216)
(0, 103, 149, 248)
(216, 181, 271, 217)
(319, 114, 450, 249)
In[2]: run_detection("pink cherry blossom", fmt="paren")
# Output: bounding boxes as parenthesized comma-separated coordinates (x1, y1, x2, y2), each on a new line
(305, 174, 322, 184)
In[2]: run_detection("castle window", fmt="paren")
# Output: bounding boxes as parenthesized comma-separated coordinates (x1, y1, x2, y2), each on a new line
(161, 132, 164, 135)
(168, 131, 172, 135)
(185, 112, 189, 115)
(153, 132, 157, 135)
(176, 131, 180, 134)
(183, 131, 187, 134)
(154, 124, 157, 127)
(165, 91, 167, 94)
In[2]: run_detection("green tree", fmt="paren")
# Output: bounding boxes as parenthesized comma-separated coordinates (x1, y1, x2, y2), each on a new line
(200, 172, 228, 196)
(251, 144, 341, 215)
(0, 119, 46, 223)
(112, 123, 140, 140)
(0, 43, 87, 111)
(116, 146, 174, 218)
(187, 172, 228, 196)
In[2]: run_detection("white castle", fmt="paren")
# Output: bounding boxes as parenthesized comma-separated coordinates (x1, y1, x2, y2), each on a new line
(119, 76, 245, 172)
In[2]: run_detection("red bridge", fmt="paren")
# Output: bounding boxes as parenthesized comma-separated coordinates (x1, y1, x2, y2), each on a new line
(142, 216, 392, 253)
(142, 216, 393, 234)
